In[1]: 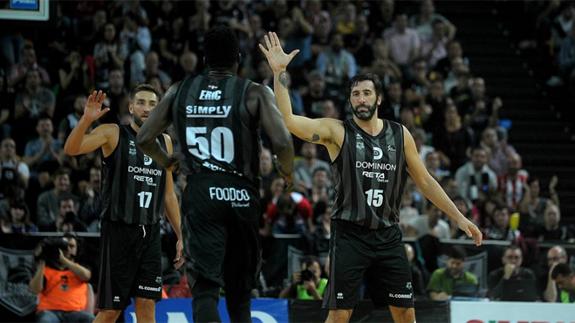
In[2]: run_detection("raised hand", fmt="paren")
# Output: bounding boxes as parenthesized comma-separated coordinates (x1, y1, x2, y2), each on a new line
(258, 32, 300, 73)
(83, 90, 109, 123)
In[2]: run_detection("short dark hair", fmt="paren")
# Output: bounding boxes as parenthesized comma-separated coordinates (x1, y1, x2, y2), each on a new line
(551, 263, 573, 279)
(204, 25, 240, 69)
(58, 193, 76, 206)
(130, 83, 160, 100)
(348, 73, 383, 97)
(301, 255, 320, 269)
(447, 246, 467, 260)
(53, 167, 71, 178)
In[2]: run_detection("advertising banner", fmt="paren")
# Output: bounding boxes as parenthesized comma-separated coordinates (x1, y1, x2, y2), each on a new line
(451, 300, 575, 323)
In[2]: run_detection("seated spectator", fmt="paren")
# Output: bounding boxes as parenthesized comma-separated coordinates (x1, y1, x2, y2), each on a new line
(263, 190, 313, 236)
(383, 13, 421, 70)
(406, 202, 450, 239)
(399, 190, 420, 233)
(0, 138, 30, 198)
(434, 40, 467, 79)
(484, 205, 520, 241)
(454, 146, 497, 203)
(41, 193, 85, 233)
(0, 199, 37, 234)
(293, 142, 331, 193)
(488, 245, 538, 301)
(36, 168, 72, 231)
(558, 23, 575, 88)
(409, 0, 456, 43)
(93, 23, 126, 89)
(23, 116, 64, 174)
(518, 176, 559, 238)
(427, 246, 478, 300)
(308, 167, 333, 205)
(14, 69, 56, 133)
(450, 195, 477, 239)
(413, 128, 434, 161)
(58, 94, 87, 142)
(541, 246, 569, 302)
(8, 43, 50, 88)
(29, 233, 94, 322)
(78, 166, 101, 232)
(498, 152, 529, 210)
(279, 256, 328, 300)
(550, 263, 575, 303)
(316, 32, 357, 92)
(534, 203, 574, 242)
(433, 101, 474, 172)
(420, 19, 449, 68)
(380, 81, 404, 122)
(405, 243, 427, 298)
(480, 127, 516, 177)
(425, 151, 450, 181)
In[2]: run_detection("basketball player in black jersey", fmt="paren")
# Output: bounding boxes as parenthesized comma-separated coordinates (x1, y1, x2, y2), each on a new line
(137, 26, 294, 322)
(64, 85, 183, 323)
(260, 32, 483, 323)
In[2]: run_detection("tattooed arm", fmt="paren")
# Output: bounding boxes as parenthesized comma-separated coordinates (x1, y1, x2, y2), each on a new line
(259, 32, 342, 153)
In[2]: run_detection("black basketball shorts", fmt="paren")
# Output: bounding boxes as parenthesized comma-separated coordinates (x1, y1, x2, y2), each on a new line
(323, 220, 414, 309)
(97, 220, 162, 310)
(182, 172, 261, 294)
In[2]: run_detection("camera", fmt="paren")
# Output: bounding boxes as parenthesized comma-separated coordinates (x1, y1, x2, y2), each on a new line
(38, 237, 69, 266)
(299, 269, 315, 284)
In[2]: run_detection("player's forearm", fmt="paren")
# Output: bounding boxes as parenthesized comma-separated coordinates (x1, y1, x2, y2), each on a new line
(64, 117, 92, 155)
(165, 194, 182, 240)
(543, 279, 557, 302)
(273, 71, 295, 124)
(417, 174, 465, 223)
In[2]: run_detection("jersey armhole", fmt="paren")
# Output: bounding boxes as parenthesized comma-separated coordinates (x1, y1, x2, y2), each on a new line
(329, 121, 346, 165)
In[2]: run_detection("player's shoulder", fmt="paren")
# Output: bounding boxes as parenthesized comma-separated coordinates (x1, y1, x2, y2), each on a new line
(94, 123, 120, 135)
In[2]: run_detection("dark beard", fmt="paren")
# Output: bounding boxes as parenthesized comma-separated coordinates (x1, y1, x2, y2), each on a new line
(352, 103, 377, 121)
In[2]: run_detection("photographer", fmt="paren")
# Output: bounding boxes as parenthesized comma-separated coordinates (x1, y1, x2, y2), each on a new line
(29, 233, 94, 322)
(279, 256, 328, 300)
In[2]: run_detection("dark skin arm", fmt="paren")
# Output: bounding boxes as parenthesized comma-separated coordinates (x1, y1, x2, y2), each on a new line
(246, 83, 294, 181)
(136, 83, 179, 168)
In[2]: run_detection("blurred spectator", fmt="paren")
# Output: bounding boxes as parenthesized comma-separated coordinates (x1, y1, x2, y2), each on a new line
(319, 99, 340, 119)
(0, 68, 12, 140)
(488, 245, 538, 301)
(484, 205, 520, 241)
(384, 14, 421, 69)
(425, 151, 451, 181)
(308, 167, 333, 205)
(259, 148, 278, 202)
(368, 0, 395, 37)
(265, 191, 312, 235)
(519, 176, 559, 237)
(450, 195, 477, 239)
(14, 69, 56, 122)
(293, 142, 331, 193)
(53, 194, 86, 233)
(534, 203, 574, 242)
(120, 13, 152, 88)
(380, 81, 404, 122)
(93, 23, 126, 89)
(316, 33, 357, 92)
(58, 95, 87, 142)
(102, 68, 129, 124)
(420, 19, 449, 68)
(405, 202, 450, 239)
(132, 51, 170, 90)
(413, 128, 434, 161)
(0, 199, 37, 234)
(497, 153, 529, 210)
(454, 146, 497, 203)
(465, 78, 502, 134)
(435, 40, 467, 79)
(558, 22, 575, 90)
(23, 117, 64, 173)
(174, 51, 198, 81)
(334, 2, 357, 36)
(310, 10, 332, 59)
(277, 7, 313, 73)
(423, 78, 448, 135)
(404, 243, 427, 298)
(36, 168, 72, 231)
(0, 138, 30, 197)
(410, 0, 456, 42)
(550, 263, 575, 303)
(78, 166, 102, 232)
(433, 101, 474, 172)
(310, 201, 331, 255)
(279, 255, 327, 300)
(542, 246, 568, 302)
(404, 59, 431, 105)
(58, 51, 91, 107)
(427, 246, 478, 300)
(370, 39, 402, 88)
(399, 190, 420, 233)
(480, 127, 516, 176)
(8, 43, 50, 88)
(449, 70, 473, 115)
(29, 234, 93, 322)
(301, 70, 338, 118)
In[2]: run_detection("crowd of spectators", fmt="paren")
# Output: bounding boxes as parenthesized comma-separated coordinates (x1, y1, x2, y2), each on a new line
(0, 0, 573, 314)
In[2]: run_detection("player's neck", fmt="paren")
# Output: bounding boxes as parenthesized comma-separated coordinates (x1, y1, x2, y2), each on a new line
(130, 121, 140, 133)
(207, 67, 236, 78)
(354, 117, 383, 136)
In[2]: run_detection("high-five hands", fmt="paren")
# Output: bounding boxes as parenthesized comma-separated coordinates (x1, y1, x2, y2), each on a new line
(258, 32, 300, 73)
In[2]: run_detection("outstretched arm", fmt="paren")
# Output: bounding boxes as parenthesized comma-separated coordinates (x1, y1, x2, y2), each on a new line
(259, 32, 338, 146)
(64, 90, 117, 156)
(137, 83, 178, 168)
(403, 125, 482, 246)
(256, 84, 295, 181)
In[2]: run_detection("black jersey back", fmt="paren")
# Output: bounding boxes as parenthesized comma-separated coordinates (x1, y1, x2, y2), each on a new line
(331, 119, 408, 229)
(100, 125, 167, 225)
(172, 74, 260, 185)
